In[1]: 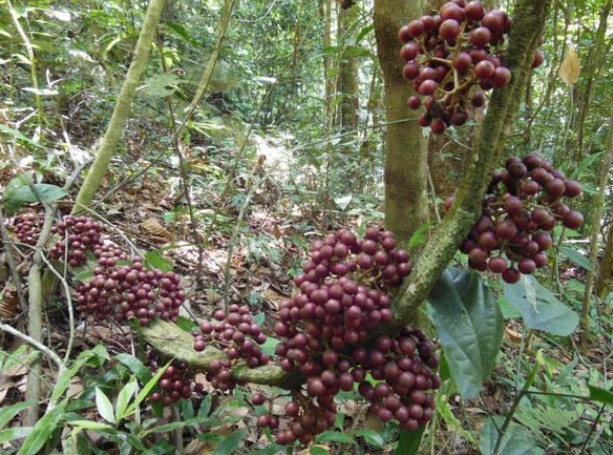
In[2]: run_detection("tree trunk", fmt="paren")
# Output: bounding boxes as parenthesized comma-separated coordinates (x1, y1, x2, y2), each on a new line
(596, 219, 613, 299)
(72, 0, 167, 213)
(374, 0, 429, 243)
(571, 0, 612, 162)
(320, 0, 334, 131)
(338, 4, 360, 146)
(580, 110, 613, 352)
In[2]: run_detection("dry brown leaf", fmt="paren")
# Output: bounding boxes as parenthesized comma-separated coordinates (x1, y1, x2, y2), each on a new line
(142, 218, 173, 241)
(272, 224, 282, 240)
(505, 327, 522, 342)
(559, 47, 581, 85)
(0, 284, 19, 319)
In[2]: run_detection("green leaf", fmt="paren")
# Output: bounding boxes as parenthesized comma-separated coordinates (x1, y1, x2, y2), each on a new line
(0, 124, 43, 148)
(124, 362, 169, 417)
(95, 387, 115, 424)
(115, 353, 152, 383)
(479, 418, 544, 455)
(396, 425, 426, 454)
(140, 416, 212, 436)
(260, 336, 280, 356)
(588, 385, 613, 405)
(354, 429, 384, 448)
(115, 380, 137, 423)
(212, 428, 247, 455)
(334, 194, 352, 211)
(253, 312, 265, 326)
(198, 394, 213, 417)
(73, 269, 94, 283)
(68, 420, 115, 432)
(315, 431, 356, 445)
(356, 24, 375, 43)
(504, 275, 578, 336)
(144, 250, 173, 272)
(408, 223, 432, 250)
(0, 401, 37, 430)
(310, 447, 329, 455)
(427, 268, 503, 398)
(342, 46, 373, 59)
(142, 73, 180, 98)
(559, 245, 594, 271)
(176, 315, 198, 332)
(497, 296, 522, 320)
(2, 177, 67, 214)
(0, 427, 33, 444)
(18, 402, 66, 455)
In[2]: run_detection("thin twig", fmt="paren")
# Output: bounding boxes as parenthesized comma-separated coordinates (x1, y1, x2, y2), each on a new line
(0, 322, 64, 372)
(156, 32, 205, 289)
(37, 250, 75, 363)
(222, 173, 263, 310)
(579, 404, 607, 454)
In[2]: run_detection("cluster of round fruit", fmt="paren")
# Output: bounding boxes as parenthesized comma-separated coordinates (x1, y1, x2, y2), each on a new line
(147, 355, 202, 407)
(275, 228, 410, 352)
(75, 252, 185, 325)
(295, 227, 411, 290)
(456, 153, 583, 283)
(191, 305, 270, 392)
(399, 0, 544, 134)
(49, 216, 105, 266)
(150, 362, 193, 406)
(13, 213, 42, 245)
(253, 228, 438, 444)
(258, 328, 439, 445)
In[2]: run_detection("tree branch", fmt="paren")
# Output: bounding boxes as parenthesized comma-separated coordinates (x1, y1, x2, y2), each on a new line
(392, 0, 553, 323)
(141, 321, 300, 389)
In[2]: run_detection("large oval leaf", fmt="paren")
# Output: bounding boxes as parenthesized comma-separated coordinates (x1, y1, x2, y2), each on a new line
(504, 275, 578, 336)
(480, 418, 544, 455)
(428, 268, 503, 399)
(395, 426, 426, 454)
(2, 176, 67, 215)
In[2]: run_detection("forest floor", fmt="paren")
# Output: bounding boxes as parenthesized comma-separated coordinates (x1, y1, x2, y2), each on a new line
(1, 132, 612, 455)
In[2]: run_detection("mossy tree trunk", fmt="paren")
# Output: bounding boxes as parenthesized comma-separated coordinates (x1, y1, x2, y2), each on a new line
(374, 0, 429, 244)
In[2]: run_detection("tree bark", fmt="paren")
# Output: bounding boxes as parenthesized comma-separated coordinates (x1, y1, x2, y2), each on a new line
(338, 4, 360, 149)
(72, 0, 167, 213)
(596, 219, 613, 299)
(321, 0, 334, 130)
(572, 0, 612, 162)
(580, 110, 613, 352)
(374, 0, 429, 243)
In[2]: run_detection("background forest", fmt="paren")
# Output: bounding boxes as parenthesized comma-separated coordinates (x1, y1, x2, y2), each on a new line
(1, 0, 613, 454)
